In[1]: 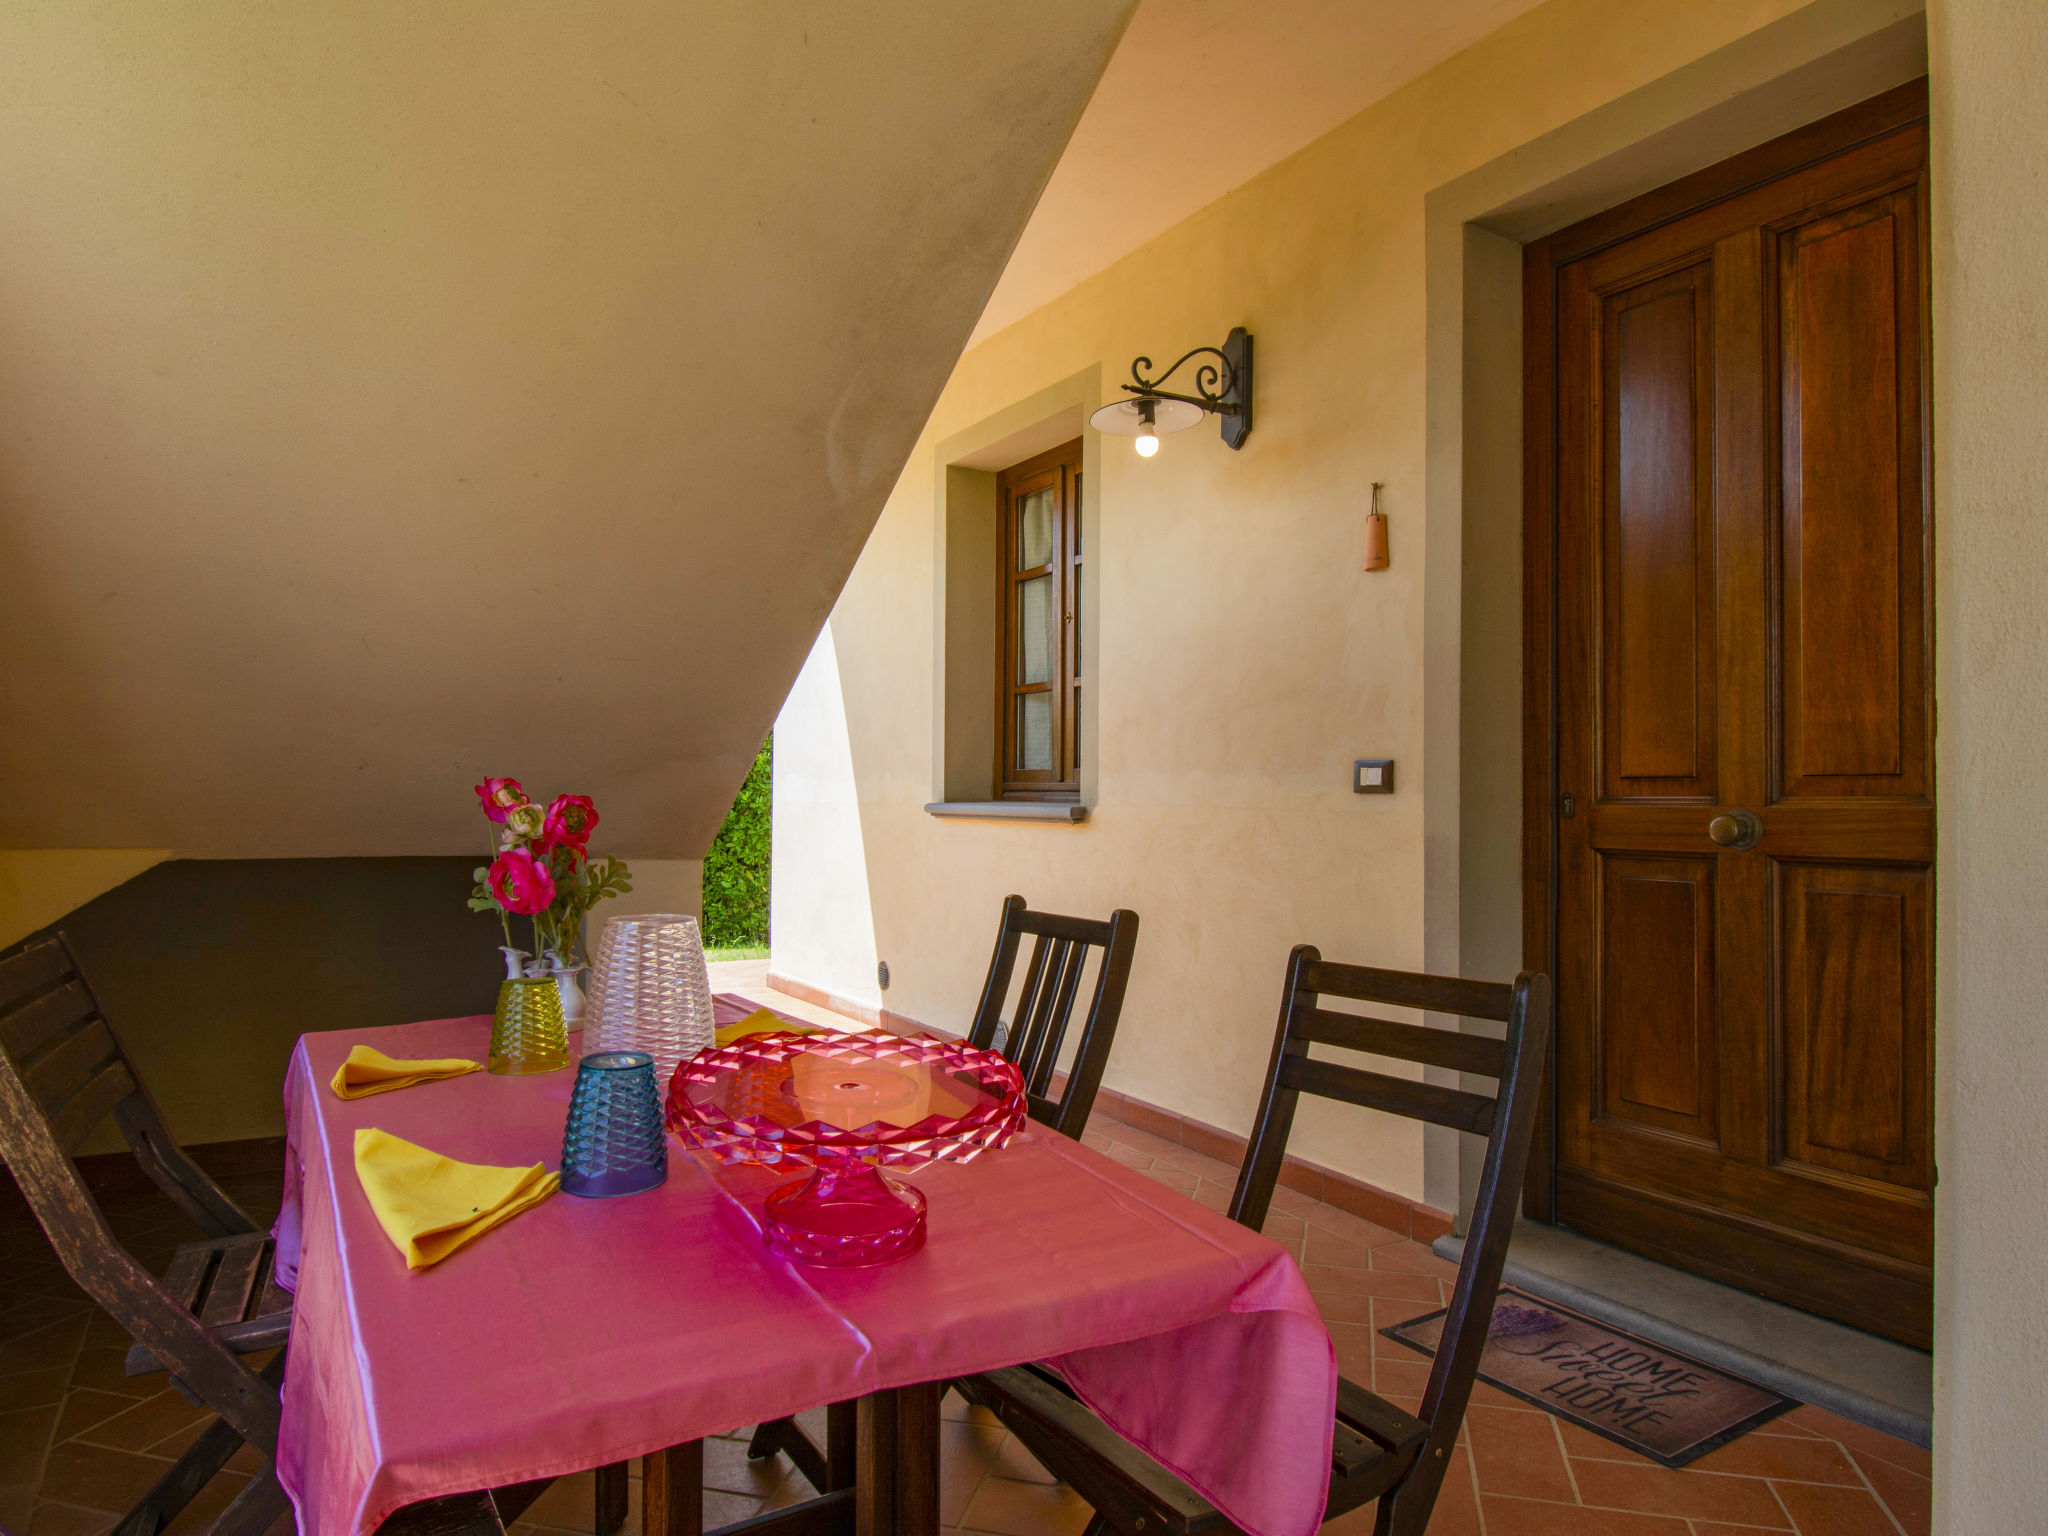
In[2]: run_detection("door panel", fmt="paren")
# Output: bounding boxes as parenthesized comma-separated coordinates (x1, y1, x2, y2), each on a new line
(1778, 188, 1929, 800)
(1598, 855, 1718, 1143)
(1546, 107, 1933, 1348)
(1602, 266, 1717, 800)
(1777, 861, 1931, 1192)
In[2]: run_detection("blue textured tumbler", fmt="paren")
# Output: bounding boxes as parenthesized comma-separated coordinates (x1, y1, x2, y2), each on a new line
(560, 1050, 668, 1197)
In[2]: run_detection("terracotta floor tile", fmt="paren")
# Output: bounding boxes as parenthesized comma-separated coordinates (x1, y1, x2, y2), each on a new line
(0, 1316, 87, 1376)
(1133, 1165, 1197, 1195)
(0, 1405, 58, 1486)
(52, 1388, 140, 1445)
(1370, 1357, 1434, 1398)
(1260, 1210, 1307, 1247)
(940, 1419, 1004, 1525)
(1770, 1479, 1902, 1536)
(1804, 1412, 1931, 1481)
(1849, 1451, 1929, 1535)
(1187, 1181, 1232, 1212)
(1368, 1242, 1459, 1280)
(1688, 1430, 1862, 1485)
(703, 1434, 794, 1498)
(1267, 1184, 1321, 1214)
(36, 1441, 170, 1516)
(1150, 1145, 1242, 1184)
(1303, 1231, 1387, 1269)
(75, 1388, 211, 1453)
(703, 1491, 764, 1529)
(517, 1471, 598, 1530)
(989, 1435, 1056, 1486)
(0, 1483, 34, 1535)
(1301, 1263, 1441, 1303)
(1565, 1460, 1790, 1528)
(1091, 1124, 1182, 1159)
(1479, 1494, 1691, 1534)
(959, 1475, 1095, 1536)
(1300, 1206, 1407, 1249)
(1309, 1290, 1376, 1326)
(1466, 1404, 1577, 1503)
(1371, 1296, 1440, 1351)
(63, 1349, 155, 1401)
(159, 1469, 253, 1536)
(0, 1367, 75, 1413)
(28, 1502, 118, 1536)
(1095, 1142, 1155, 1171)
(1325, 1321, 1378, 1382)
(0, 1299, 91, 1345)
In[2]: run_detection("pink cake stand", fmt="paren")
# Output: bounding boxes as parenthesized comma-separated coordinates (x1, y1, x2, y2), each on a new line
(664, 1031, 1027, 1267)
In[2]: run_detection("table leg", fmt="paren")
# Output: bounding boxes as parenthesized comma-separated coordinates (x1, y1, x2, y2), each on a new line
(643, 1442, 703, 1536)
(596, 1462, 630, 1536)
(854, 1384, 939, 1536)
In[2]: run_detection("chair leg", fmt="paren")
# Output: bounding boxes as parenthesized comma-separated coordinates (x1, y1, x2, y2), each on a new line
(1079, 1516, 1117, 1536)
(642, 1442, 703, 1536)
(594, 1462, 630, 1536)
(113, 1413, 249, 1536)
(1372, 1448, 1451, 1536)
(745, 1418, 792, 1462)
(208, 1466, 292, 1536)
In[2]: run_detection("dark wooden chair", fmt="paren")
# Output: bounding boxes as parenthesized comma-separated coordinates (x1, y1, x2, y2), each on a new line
(740, 895, 1141, 1496)
(0, 934, 551, 1536)
(972, 947, 1552, 1536)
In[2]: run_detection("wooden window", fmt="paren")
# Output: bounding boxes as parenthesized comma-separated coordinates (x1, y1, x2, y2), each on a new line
(997, 439, 1083, 799)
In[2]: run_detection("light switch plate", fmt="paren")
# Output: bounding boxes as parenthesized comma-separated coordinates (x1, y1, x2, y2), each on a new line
(1354, 759, 1394, 794)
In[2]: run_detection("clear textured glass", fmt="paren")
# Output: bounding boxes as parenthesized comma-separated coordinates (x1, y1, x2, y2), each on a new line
(582, 913, 715, 1086)
(488, 977, 569, 1075)
(1072, 473, 1082, 558)
(1016, 486, 1054, 567)
(1016, 692, 1052, 771)
(560, 1050, 668, 1197)
(1073, 562, 1082, 676)
(1017, 574, 1054, 684)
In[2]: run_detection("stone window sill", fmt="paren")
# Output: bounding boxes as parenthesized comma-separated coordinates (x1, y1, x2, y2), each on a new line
(923, 801, 1088, 824)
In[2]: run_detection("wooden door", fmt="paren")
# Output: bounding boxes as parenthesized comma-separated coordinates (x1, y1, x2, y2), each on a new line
(1531, 87, 1933, 1347)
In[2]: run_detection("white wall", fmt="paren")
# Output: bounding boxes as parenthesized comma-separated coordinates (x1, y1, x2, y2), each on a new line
(771, 626, 881, 1009)
(1927, 0, 2048, 1525)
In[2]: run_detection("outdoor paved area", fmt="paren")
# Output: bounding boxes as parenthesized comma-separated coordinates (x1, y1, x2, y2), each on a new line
(0, 971, 1931, 1536)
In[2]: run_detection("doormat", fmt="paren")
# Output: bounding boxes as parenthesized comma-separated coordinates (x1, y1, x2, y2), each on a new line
(1381, 1287, 1797, 1467)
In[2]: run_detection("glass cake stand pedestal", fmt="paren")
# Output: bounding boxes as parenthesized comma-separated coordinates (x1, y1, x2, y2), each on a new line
(664, 1031, 1027, 1267)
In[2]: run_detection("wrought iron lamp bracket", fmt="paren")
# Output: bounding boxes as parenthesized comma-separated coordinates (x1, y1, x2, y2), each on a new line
(1119, 326, 1254, 449)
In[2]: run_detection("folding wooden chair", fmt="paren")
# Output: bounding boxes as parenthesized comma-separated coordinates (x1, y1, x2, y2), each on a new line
(0, 933, 548, 1536)
(737, 896, 1141, 1502)
(971, 946, 1552, 1536)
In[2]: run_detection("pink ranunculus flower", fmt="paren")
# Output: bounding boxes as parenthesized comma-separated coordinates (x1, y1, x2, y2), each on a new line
(487, 847, 556, 915)
(474, 777, 528, 824)
(542, 794, 599, 852)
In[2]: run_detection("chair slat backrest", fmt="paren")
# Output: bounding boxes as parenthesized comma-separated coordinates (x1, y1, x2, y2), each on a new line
(968, 896, 1139, 1139)
(1228, 945, 1552, 1492)
(0, 938, 280, 1454)
(0, 934, 258, 1237)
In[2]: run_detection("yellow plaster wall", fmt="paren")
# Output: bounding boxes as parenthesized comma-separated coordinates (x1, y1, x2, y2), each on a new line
(0, 850, 168, 949)
(1927, 0, 2048, 1521)
(774, 0, 1858, 1198)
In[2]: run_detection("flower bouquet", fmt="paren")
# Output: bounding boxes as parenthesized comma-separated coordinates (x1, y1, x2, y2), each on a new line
(469, 777, 632, 1073)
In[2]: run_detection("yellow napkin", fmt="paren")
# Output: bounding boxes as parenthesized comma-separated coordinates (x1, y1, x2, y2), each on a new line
(330, 1044, 481, 1100)
(714, 1006, 822, 1047)
(353, 1128, 559, 1270)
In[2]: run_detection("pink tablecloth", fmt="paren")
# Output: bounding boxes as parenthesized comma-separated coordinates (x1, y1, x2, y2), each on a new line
(273, 1000, 1336, 1536)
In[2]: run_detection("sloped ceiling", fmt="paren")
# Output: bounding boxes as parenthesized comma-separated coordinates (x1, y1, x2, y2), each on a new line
(970, 0, 1546, 343)
(0, 0, 1132, 857)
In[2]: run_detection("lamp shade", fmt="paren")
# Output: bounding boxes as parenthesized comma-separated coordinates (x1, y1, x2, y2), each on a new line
(1089, 397, 1205, 437)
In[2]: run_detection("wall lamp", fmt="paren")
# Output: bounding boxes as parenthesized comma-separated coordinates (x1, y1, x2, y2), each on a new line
(1089, 326, 1253, 455)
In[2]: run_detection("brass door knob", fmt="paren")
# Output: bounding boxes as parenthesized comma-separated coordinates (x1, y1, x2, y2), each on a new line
(1708, 809, 1763, 850)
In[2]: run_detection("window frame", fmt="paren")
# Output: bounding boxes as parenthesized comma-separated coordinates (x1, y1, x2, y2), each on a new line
(995, 438, 1083, 801)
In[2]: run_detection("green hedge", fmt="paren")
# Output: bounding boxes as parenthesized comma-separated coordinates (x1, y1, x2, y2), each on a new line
(701, 734, 771, 948)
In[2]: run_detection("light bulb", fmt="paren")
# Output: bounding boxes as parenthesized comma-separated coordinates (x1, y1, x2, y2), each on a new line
(1134, 424, 1159, 458)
